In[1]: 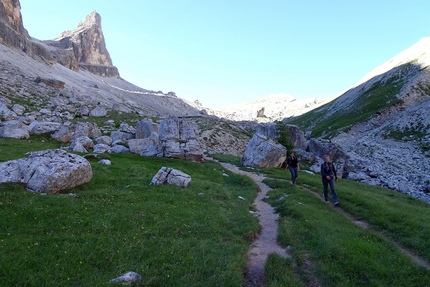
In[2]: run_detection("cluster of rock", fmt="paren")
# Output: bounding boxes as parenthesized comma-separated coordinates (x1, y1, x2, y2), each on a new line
(188, 116, 252, 156)
(127, 117, 204, 162)
(0, 96, 111, 139)
(0, 104, 204, 163)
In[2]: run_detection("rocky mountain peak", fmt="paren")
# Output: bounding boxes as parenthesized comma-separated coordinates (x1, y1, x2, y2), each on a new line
(78, 10, 101, 29)
(53, 10, 114, 67)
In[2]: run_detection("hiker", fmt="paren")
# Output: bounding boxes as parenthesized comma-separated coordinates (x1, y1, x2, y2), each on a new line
(286, 151, 300, 184)
(321, 154, 339, 205)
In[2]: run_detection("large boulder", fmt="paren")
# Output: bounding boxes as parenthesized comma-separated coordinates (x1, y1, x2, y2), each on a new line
(0, 102, 17, 121)
(89, 106, 107, 117)
(12, 104, 25, 115)
(158, 116, 204, 162)
(111, 130, 135, 143)
(111, 144, 129, 153)
(136, 119, 159, 139)
(95, 135, 112, 146)
(51, 122, 102, 143)
(28, 121, 62, 135)
(241, 133, 286, 168)
(306, 139, 350, 162)
(0, 120, 29, 139)
(128, 133, 162, 156)
(150, 167, 192, 188)
(140, 133, 162, 157)
(69, 136, 94, 151)
(0, 149, 93, 192)
(287, 124, 307, 150)
(127, 139, 148, 154)
(93, 143, 111, 154)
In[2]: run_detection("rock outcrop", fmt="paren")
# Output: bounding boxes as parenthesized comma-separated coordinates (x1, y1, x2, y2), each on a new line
(0, 149, 93, 192)
(252, 122, 307, 150)
(44, 11, 119, 77)
(158, 116, 204, 162)
(241, 133, 286, 168)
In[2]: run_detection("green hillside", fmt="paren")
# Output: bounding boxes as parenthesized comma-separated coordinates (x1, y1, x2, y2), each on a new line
(287, 69, 407, 139)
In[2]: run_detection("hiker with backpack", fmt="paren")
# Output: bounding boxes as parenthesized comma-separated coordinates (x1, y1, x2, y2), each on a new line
(321, 154, 339, 206)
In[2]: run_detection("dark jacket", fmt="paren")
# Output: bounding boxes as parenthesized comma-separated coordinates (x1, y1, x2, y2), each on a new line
(321, 161, 337, 180)
(287, 156, 299, 168)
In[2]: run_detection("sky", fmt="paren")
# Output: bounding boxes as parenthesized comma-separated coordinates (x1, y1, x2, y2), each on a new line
(19, 0, 430, 109)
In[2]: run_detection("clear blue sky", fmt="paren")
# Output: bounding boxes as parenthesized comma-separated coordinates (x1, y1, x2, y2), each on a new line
(19, 0, 430, 109)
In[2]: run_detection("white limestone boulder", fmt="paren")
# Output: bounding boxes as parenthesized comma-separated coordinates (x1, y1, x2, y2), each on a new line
(241, 133, 286, 168)
(0, 149, 93, 192)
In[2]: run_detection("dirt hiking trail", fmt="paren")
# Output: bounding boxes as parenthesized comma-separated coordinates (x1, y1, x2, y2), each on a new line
(218, 162, 289, 287)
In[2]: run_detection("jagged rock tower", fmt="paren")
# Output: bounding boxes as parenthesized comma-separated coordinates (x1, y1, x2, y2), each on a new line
(45, 11, 119, 77)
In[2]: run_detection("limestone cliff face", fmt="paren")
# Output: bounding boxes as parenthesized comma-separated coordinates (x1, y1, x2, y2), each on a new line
(0, 0, 28, 37)
(0, 0, 52, 59)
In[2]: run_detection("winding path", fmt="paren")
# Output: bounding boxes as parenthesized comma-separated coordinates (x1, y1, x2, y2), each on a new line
(219, 161, 430, 287)
(218, 162, 289, 287)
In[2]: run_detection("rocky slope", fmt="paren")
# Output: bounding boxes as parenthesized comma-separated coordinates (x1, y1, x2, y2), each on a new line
(288, 36, 430, 203)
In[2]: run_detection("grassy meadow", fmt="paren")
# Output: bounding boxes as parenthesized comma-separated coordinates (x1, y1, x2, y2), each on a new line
(1, 137, 430, 286)
(0, 136, 259, 286)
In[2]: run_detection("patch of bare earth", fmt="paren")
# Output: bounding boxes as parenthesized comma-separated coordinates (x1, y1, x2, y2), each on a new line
(218, 162, 289, 287)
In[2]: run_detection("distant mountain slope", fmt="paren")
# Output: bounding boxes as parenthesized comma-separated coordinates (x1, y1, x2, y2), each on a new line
(287, 36, 430, 202)
(207, 93, 327, 122)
